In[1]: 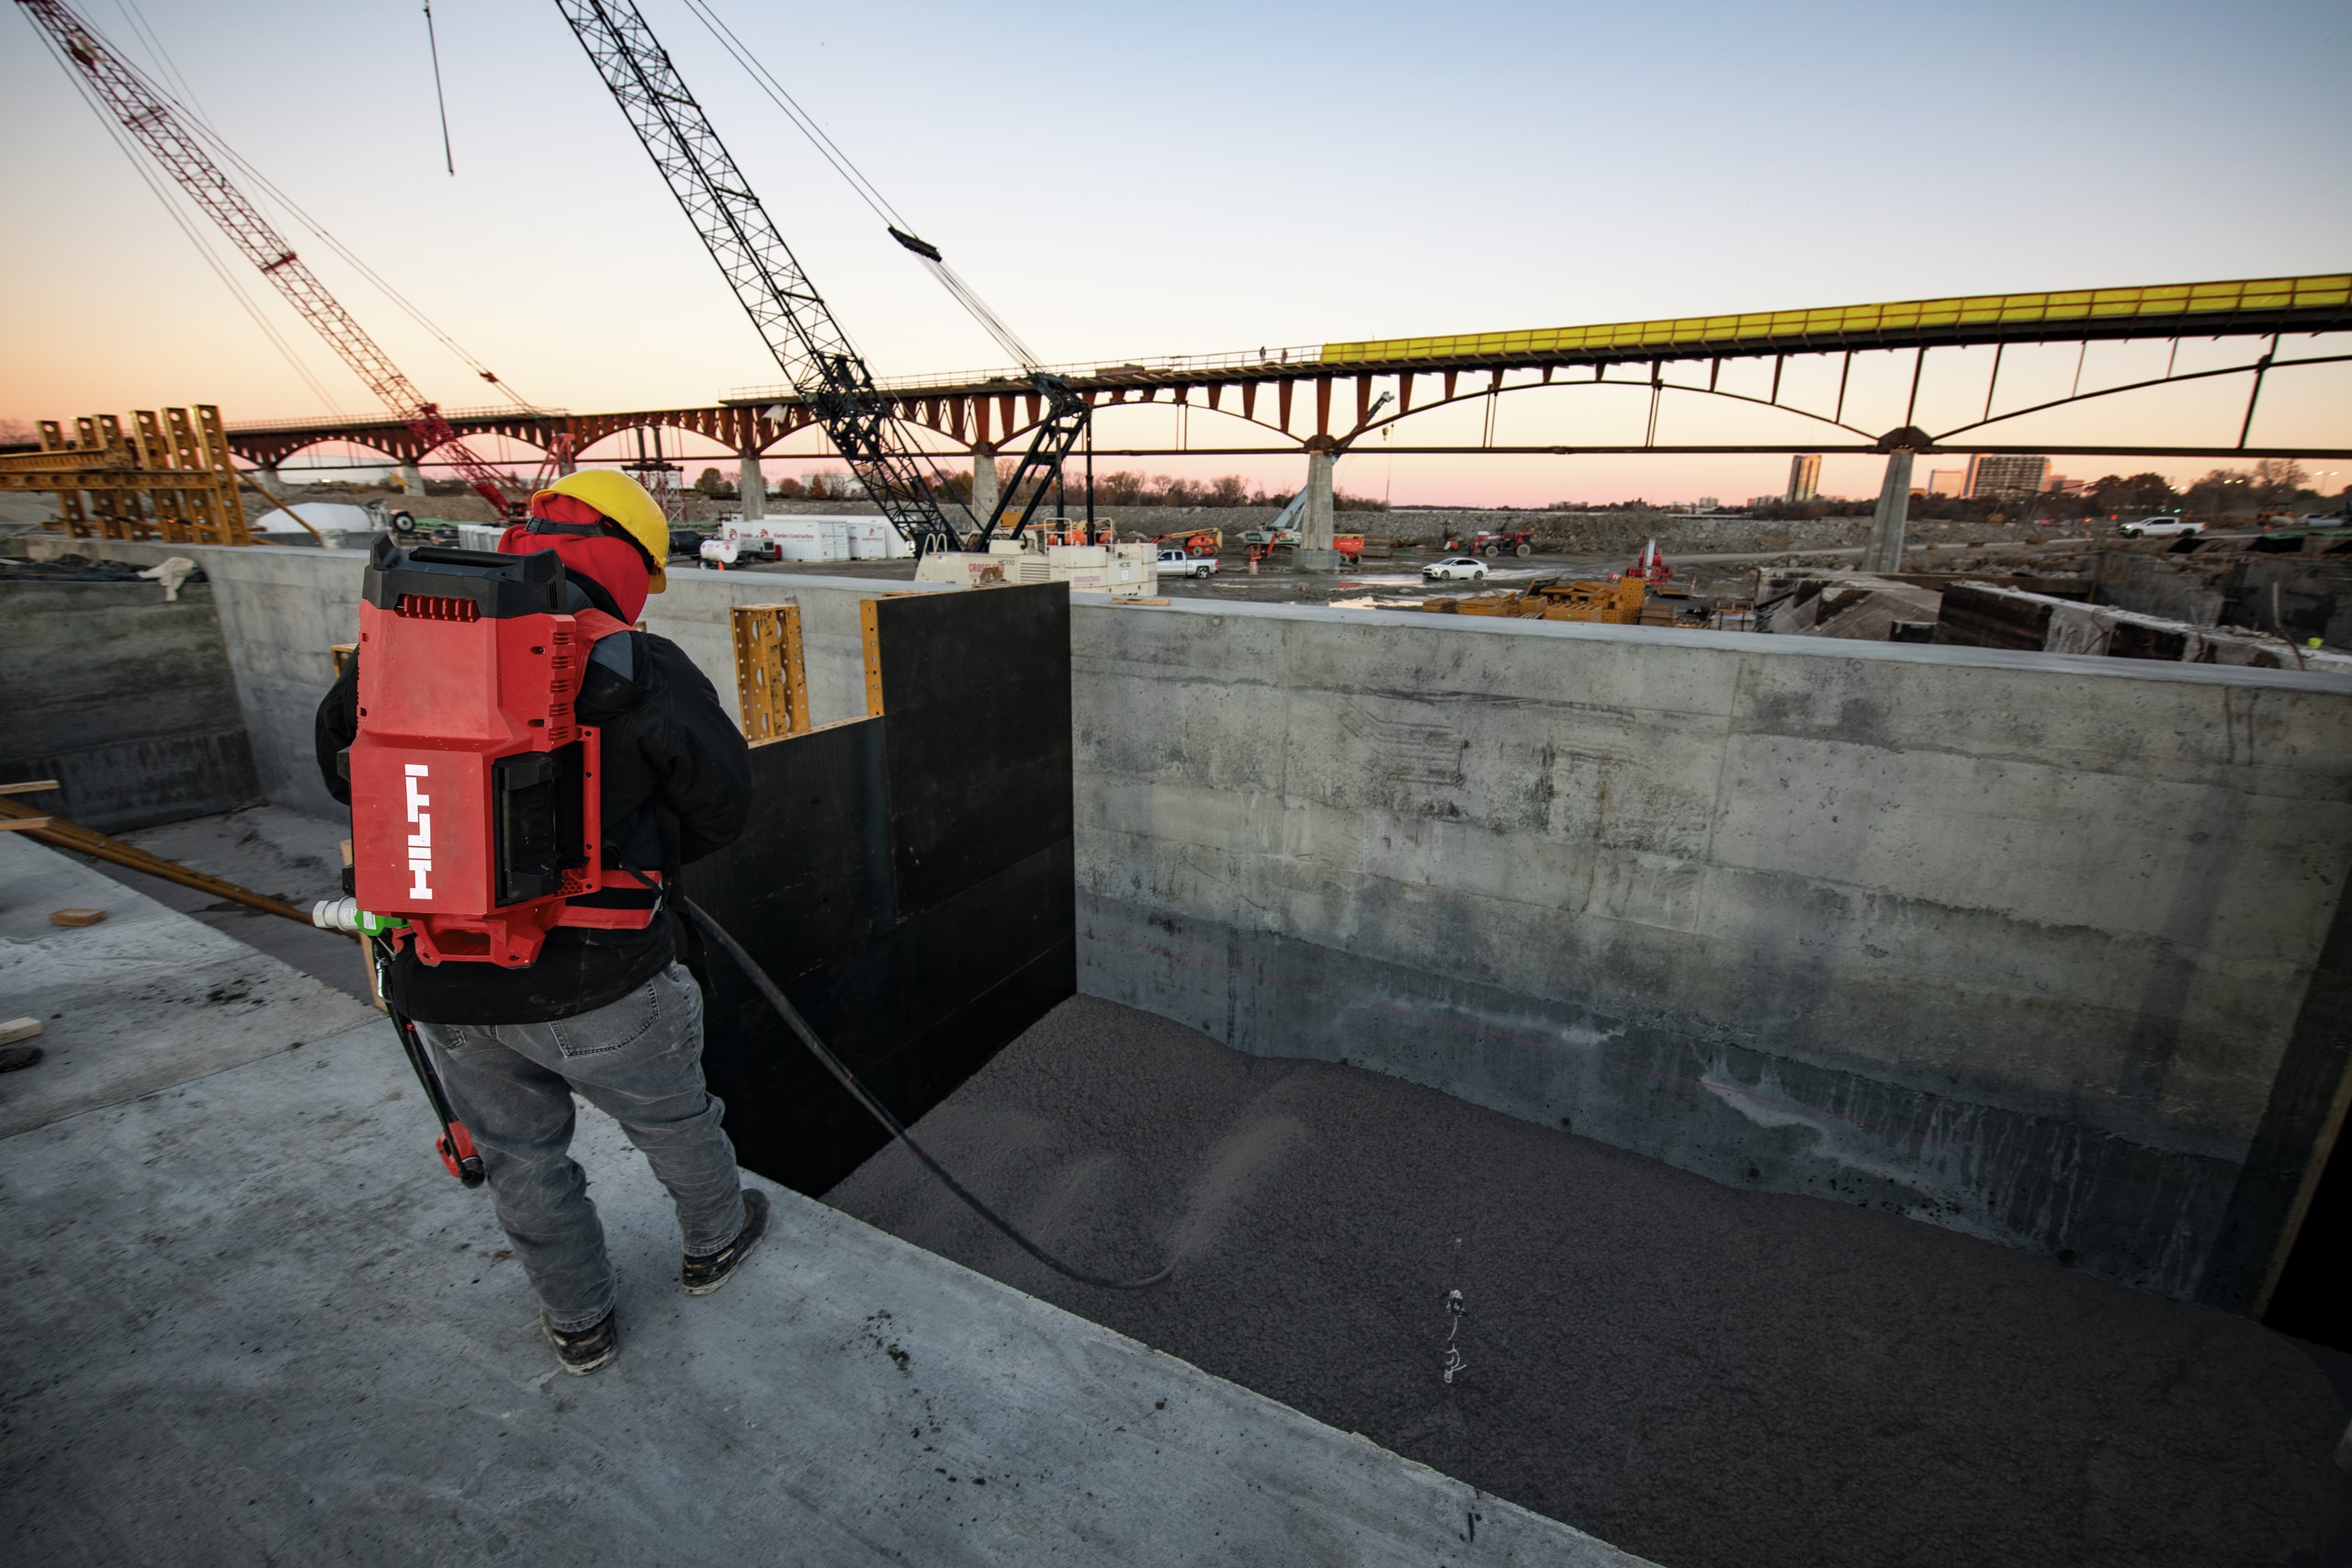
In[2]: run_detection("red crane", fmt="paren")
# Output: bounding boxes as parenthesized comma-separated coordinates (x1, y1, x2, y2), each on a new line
(18, 0, 525, 519)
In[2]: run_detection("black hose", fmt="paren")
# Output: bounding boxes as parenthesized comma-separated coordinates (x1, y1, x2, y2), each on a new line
(683, 898, 1172, 1292)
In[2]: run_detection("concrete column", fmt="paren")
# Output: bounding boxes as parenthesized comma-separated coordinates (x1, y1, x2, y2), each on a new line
(970, 445, 999, 524)
(1863, 450, 1915, 574)
(397, 460, 426, 498)
(252, 466, 286, 499)
(1295, 446, 1340, 572)
(738, 446, 766, 521)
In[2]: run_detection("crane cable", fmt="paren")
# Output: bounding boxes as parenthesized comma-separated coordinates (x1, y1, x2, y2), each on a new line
(422, 1, 457, 177)
(674, 0, 1043, 371)
(60, 2, 535, 408)
(29, 19, 352, 419)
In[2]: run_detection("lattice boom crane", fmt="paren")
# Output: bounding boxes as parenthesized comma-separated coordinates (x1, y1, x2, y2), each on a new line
(552, 0, 1088, 552)
(18, 0, 524, 519)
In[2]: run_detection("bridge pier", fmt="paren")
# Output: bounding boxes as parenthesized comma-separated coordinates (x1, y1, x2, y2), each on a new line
(1294, 444, 1340, 572)
(251, 465, 285, 500)
(970, 445, 999, 527)
(396, 460, 426, 500)
(738, 446, 765, 521)
(1863, 450, 1915, 574)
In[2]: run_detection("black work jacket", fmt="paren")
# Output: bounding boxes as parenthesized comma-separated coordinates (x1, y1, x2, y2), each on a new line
(314, 629, 752, 1024)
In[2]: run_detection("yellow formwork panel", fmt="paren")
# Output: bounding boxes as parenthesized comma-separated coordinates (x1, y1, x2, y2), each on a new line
(1320, 274, 2352, 366)
(729, 603, 811, 744)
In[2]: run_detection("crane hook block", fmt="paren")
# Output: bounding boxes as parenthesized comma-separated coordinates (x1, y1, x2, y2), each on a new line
(887, 226, 944, 263)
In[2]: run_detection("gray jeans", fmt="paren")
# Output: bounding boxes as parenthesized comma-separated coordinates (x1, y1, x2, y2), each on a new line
(418, 962, 746, 1332)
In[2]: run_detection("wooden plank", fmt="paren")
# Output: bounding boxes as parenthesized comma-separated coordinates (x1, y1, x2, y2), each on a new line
(0, 780, 61, 795)
(0, 797, 308, 922)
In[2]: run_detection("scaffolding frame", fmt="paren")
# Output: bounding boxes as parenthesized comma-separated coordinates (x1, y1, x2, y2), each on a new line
(0, 405, 254, 545)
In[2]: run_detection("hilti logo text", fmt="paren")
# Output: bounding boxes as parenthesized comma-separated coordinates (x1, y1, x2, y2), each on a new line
(404, 763, 434, 900)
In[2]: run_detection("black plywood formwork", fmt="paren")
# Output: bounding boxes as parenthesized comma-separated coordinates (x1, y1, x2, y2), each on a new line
(683, 582, 1075, 1196)
(872, 582, 1076, 915)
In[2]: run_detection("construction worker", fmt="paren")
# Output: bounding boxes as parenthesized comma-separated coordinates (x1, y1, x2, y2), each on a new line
(312, 470, 760, 1376)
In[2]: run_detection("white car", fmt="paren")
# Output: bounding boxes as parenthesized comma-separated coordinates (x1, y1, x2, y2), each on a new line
(1422, 557, 1489, 582)
(1155, 548, 1217, 579)
(2119, 516, 2203, 539)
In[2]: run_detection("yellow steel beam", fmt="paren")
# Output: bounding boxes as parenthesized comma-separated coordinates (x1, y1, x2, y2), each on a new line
(1320, 273, 2352, 367)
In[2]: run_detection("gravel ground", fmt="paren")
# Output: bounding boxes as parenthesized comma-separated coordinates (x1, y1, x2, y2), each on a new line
(829, 995, 2348, 1568)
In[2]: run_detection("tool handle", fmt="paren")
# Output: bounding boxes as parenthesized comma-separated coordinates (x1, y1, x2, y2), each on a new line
(372, 938, 487, 1188)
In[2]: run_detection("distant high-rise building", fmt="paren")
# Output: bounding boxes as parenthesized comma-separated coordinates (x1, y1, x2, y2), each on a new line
(1786, 454, 1822, 503)
(1964, 454, 2050, 499)
(1928, 469, 1966, 497)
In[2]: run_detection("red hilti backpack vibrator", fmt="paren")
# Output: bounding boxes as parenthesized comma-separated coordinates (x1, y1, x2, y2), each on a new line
(345, 537, 655, 967)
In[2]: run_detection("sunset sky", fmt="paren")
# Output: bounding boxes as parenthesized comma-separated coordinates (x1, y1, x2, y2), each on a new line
(3, 0, 2345, 505)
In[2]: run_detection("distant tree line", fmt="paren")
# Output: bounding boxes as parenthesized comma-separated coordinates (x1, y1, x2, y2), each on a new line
(1913, 460, 2338, 523)
(1587, 460, 2345, 525)
(946, 465, 1389, 512)
(695, 467, 866, 502)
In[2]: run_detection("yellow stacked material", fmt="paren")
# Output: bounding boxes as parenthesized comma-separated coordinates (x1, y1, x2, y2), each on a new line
(1454, 592, 1537, 617)
(1532, 577, 1647, 624)
(0, 406, 253, 545)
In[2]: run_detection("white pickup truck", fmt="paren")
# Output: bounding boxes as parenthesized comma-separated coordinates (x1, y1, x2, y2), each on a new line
(1155, 548, 1217, 580)
(2118, 516, 2204, 539)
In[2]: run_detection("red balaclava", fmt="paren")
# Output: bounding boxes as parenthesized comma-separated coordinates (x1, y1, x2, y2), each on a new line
(499, 493, 651, 624)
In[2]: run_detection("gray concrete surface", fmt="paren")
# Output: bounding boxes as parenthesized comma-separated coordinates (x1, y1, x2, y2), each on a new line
(0, 834, 370, 1139)
(98, 805, 375, 1006)
(831, 994, 2349, 1568)
(0, 575, 258, 829)
(0, 837, 1647, 1567)
(1068, 596, 2352, 1310)
(24, 537, 2352, 1316)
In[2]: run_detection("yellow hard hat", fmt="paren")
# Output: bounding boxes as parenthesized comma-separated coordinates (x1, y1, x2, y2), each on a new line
(533, 469, 670, 593)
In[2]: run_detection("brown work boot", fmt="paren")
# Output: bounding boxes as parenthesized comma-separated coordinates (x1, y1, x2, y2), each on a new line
(544, 1310, 618, 1376)
(681, 1190, 770, 1295)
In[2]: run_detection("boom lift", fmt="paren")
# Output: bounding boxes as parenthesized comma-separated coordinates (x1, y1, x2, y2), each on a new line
(550, 0, 1085, 554)
(18, 0, 528, 521)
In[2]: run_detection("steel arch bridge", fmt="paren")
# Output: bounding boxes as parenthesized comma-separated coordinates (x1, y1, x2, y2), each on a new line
(221, 272, 2352, 477)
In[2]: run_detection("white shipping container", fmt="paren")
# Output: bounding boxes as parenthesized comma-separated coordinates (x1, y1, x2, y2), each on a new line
(775, 521, 850, 563)
(715, 513, 869, 563)
(849, 518, 914, 559)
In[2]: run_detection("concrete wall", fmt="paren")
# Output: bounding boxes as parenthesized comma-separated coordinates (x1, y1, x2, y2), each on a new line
(0, 577, 258, 829)
(1067, 601, 2352, 1311)
(16, 536, 946, 820)
(25, 534, 2352, 1310)
(2092, 549, 2352, 653)
(2089, 550, 2229, 626)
